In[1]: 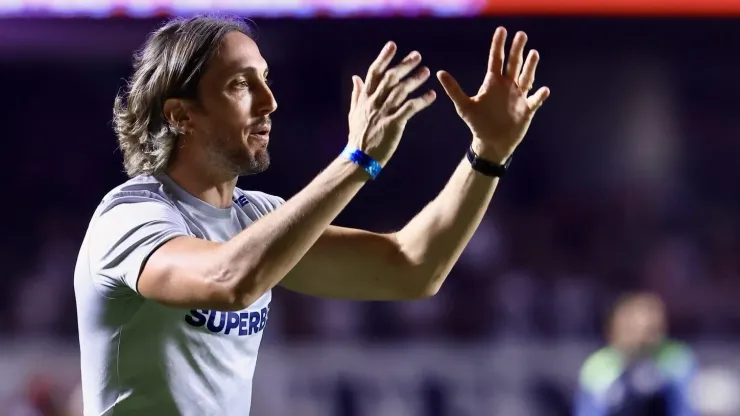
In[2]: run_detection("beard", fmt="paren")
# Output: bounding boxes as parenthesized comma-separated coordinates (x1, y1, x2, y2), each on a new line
(205, 132, 271, 177)
(237, 145, 270, 176)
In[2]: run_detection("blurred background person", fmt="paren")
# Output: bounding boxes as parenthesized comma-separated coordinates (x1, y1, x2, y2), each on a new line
(575, 293, 697, 416)
(2, 374, 65, 416)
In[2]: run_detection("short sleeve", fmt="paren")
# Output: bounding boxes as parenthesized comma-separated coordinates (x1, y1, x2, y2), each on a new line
(87, 200, 189, 296)
(271, 196, 286, 210)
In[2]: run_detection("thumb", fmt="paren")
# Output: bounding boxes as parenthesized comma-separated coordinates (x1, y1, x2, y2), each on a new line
(526, 86, 550, 113)
(350, 75, 363, 113)
(436, 70, 469, 109)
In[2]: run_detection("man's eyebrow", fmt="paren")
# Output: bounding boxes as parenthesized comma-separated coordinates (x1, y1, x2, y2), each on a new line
(231, 65, 269, 77)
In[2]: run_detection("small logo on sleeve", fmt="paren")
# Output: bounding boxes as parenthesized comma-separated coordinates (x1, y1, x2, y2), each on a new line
(234, 195, 250, 207)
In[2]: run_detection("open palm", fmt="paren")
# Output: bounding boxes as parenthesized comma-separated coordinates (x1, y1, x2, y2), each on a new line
(437, 27, 550, 162)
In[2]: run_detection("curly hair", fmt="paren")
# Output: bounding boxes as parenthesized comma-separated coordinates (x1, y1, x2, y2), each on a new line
(113, 15, 254, 177)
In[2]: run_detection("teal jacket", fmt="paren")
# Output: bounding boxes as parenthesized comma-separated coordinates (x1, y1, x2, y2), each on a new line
(575, 341, 697, 416)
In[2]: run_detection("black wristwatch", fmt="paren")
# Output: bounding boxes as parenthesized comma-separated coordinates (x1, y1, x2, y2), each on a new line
(465, 146, 512, 178)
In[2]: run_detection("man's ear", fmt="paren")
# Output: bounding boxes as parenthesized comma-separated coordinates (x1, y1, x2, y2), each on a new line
(163, 98, 193, 134)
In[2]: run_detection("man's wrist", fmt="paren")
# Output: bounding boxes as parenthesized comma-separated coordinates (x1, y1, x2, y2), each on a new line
(471, 138, 511, 165)
(340, 144, 383, 180)
(336, 154, 375, 182)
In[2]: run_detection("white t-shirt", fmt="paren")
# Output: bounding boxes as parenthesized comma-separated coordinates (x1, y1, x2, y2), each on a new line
(74, 174, 284, 416)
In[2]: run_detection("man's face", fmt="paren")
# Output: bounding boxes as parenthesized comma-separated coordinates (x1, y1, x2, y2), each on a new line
(188, 31, 277, 176)
(612, 296, 666, 355)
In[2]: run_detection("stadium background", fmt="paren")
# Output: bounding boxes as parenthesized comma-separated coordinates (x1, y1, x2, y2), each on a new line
(1, 1, 740, 415)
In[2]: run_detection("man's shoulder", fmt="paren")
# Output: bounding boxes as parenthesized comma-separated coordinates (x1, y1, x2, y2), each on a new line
(233, 187, 285, 214)
(98, 175, 176, 215)
(656, 340, 696, 379)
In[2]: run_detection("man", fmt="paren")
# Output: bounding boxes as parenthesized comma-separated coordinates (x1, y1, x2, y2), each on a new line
(74, 15, 549, 415)
(575, 293, 697, 416)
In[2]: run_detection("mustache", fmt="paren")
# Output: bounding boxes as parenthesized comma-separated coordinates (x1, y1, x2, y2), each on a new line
(250, 117, 272, 131)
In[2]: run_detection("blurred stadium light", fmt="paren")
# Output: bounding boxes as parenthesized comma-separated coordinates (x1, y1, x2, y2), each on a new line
(0, 0, 483, 18)
(0, 0, 739, 17)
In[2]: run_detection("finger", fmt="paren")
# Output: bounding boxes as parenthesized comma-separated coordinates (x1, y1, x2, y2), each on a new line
(364, 41, 398, 95)
(518, 50, 539, 92)
(371, 51, 422, 103)
(436, 70, 470, 109)
(384, 66, 431, 108)
(487, 27, 507, 75)
(505, 31, 528, 80)
(393, 90, 437, 122)
(526, 86, 550, 112)
(350, 75, 363, 113)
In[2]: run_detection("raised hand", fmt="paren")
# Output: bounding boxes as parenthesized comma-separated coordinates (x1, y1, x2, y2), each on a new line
(437, 27, 550, 163)
(347, 42, 437, 165)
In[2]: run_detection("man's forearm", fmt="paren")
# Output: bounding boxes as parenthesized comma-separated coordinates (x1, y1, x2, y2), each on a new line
(394, 157, 498, 295)
(220, 157, 368, 306)
(275, 154, 499, 301)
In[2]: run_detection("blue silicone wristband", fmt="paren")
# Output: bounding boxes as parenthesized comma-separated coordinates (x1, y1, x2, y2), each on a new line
(340, 145, 382, 180)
